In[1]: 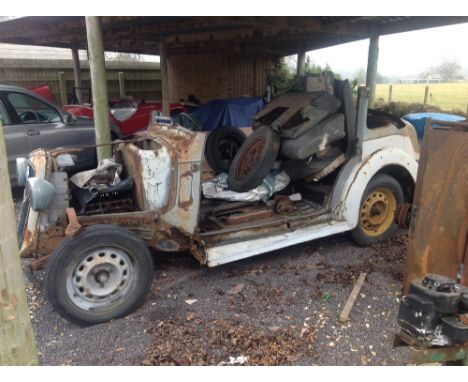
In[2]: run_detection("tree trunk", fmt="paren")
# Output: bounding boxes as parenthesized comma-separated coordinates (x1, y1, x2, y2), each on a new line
(0, 122, 39, 365)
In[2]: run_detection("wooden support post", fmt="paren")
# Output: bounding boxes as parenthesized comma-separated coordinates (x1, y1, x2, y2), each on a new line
(366, 24, 380, 109)
(339, 272, 367, 323)
(85, 16, 112, 161)
(424, 85, 430, 105)
(297, 50, 306, 77)
(159, 38, 170, 116)
(58, 71, 67, 106)
(388, 84, 393, 102)
(0, 121, 39, 366)
(71, 46, 82, 105)
(118, 72, 125, 98)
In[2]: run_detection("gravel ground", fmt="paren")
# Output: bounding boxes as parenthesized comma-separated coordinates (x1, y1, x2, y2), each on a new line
(14, 189, 412, 366)
(13, 184, 410, 365)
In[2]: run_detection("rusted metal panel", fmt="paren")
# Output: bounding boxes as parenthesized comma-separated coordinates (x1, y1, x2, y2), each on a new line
(19, 124, 203, 258)
(403, 120, 468, 292)
(19, 149, 49, 257)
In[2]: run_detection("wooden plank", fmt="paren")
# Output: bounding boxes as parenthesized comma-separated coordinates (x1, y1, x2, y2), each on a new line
(424, 85, 430, 105)
(339, 272, 367, 323)
(0, 121, 38, 365)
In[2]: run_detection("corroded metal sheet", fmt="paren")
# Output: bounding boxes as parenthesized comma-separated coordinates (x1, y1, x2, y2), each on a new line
(403, 120, 468, 292)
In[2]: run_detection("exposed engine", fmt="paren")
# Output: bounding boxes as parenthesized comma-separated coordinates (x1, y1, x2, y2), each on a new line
(398, 274, 468, 346)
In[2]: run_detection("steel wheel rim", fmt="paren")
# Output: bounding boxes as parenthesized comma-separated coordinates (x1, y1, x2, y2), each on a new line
(359, 188, 397, 237)
(66, 247, 136, 311)
(235, 136, 265, 180)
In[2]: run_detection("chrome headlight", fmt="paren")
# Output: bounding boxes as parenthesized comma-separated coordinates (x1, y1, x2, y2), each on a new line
(26, 177, 56, 212)
(16, 157, 28, 187)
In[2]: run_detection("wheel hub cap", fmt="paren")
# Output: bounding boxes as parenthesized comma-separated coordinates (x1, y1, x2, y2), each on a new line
(67, 247, 135, 311)
(235, 136, 265, 180)
(360, 188, 397, 237)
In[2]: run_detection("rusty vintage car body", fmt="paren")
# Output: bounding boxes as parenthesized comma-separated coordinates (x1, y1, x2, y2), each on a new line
(17, 87, 420, 324)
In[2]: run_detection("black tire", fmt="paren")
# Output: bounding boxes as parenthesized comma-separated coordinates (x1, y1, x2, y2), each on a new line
(205, 126, 247, 174)
(45, 224, 154, 326)
(351, 174, 404, 247)
(228, 125, 280, 192)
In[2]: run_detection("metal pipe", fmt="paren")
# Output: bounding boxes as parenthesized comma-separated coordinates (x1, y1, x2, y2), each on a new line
(366, 24, 380, 109)
(355, 86, 369, 155)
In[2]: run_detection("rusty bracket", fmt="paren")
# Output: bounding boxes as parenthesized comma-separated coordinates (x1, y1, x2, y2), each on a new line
(65, 208, 83, 237)
(395, 203, 412, 229)
(190, 241, 207, 265)
(460, 314, 468, 326)
(275, 195, 295, 213)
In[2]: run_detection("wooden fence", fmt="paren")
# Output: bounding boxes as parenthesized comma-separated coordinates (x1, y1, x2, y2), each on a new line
(0, 58, 161, 105)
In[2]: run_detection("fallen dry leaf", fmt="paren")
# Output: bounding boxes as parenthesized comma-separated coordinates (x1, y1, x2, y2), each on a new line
(140, 319, 317, 366)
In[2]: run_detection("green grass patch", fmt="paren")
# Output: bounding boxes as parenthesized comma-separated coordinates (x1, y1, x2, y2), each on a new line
(375, 83, 468, 112)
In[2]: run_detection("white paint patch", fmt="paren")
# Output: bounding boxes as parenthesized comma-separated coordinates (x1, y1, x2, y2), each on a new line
(206, 219, 350, 267)
(318, 132, 330, 151)
(139, 146, 172, 211)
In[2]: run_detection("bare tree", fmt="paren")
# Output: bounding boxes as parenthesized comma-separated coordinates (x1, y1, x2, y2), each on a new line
(421, 59, 463, 81)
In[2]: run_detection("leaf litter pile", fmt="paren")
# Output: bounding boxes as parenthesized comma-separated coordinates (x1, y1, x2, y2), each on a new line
(320, 234, 408, 285)
(142, 318, 317, 366)
(140, 233, 408, 366)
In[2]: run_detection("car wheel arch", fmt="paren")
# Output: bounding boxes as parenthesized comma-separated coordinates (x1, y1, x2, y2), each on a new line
(330, 149, 418, 228)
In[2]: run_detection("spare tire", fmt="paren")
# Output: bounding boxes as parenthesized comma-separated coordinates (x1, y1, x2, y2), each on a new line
(228, 125, 280, 192)
(205, 126, 247, 174)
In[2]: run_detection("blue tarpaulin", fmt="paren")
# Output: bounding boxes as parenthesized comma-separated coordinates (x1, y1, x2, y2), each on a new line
(403, 112, 466, 139)
(190, 97, 265, 131)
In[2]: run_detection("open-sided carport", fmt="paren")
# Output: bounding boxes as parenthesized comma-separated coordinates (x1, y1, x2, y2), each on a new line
(0, 16, 467, 160)
(1, 15, 468, 365)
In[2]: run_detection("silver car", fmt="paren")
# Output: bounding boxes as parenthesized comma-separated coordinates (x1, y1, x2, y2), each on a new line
(0, 85, 102, 185)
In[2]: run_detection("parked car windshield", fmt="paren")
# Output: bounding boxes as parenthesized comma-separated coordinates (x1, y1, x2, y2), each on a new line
(7, 91, 62, 124)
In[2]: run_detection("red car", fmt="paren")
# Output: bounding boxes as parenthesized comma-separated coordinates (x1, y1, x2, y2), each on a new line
(30, 84, 187, 137)
(63, 100, 187, 137)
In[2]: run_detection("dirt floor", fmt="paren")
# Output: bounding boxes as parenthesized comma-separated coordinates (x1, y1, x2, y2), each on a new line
(22, 227, 412, 365)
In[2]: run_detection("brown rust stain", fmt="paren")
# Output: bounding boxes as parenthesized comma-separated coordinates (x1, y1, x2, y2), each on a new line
(403, 120, 468, 291)
(23, 229, 33, 244)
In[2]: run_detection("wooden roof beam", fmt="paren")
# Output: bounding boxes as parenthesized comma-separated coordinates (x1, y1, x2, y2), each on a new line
(378, 16, 468, 36)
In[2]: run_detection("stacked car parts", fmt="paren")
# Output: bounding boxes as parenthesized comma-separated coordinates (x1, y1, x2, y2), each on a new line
(227, 90, 347, 192)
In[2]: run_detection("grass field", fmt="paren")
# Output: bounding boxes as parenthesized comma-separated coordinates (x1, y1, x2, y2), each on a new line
(375, 83, 468, 112)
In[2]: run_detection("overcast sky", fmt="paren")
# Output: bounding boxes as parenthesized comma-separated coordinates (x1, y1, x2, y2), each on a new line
(307, 22, 468, 77)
